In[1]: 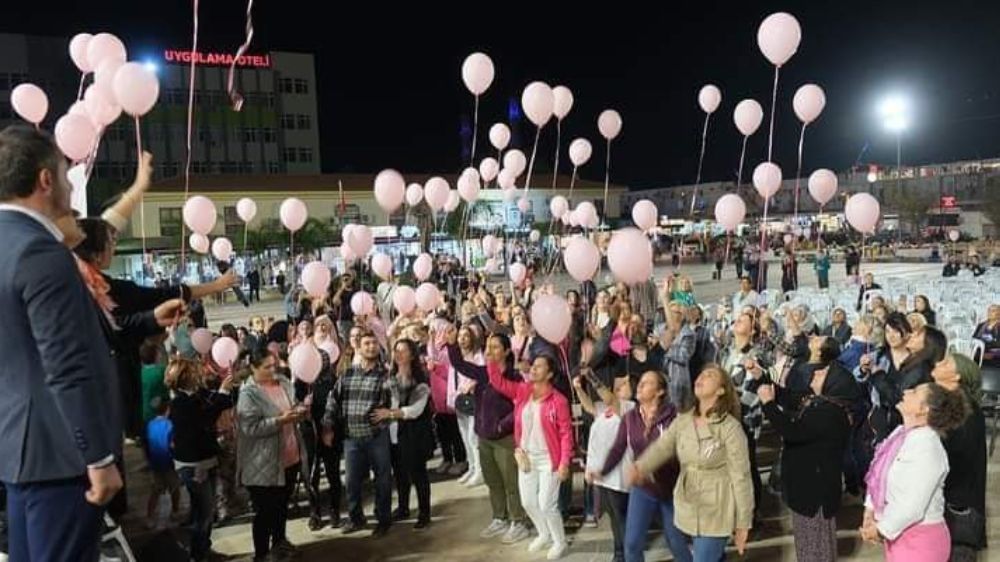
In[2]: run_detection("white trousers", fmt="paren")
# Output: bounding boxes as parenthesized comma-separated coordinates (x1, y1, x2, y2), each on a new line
(517, 451, 565, 545)
(457, 413, 480, 475)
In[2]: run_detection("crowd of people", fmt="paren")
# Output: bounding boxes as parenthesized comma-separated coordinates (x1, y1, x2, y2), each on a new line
(0, 125, 995, 562)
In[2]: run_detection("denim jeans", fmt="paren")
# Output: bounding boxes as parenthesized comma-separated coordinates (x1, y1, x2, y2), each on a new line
(624, 486, 691, 562)
(344, 430, 392, 526)
(177, 466, 218, 562)
(691, 536, 728, 561)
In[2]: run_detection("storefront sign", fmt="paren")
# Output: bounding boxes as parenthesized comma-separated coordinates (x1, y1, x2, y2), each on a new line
(163, 50, 272, 68)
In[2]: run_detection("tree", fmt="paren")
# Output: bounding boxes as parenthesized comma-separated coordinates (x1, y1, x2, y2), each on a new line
(983, 177, 1000, 232)
(292, 218, 334, 257)
(883, 183, 936, 234)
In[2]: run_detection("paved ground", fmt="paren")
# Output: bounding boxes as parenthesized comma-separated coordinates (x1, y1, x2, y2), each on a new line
(118, 259, 1000, 561)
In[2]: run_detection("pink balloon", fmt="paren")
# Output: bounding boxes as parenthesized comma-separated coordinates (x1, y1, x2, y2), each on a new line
(211, 237, 233, 262)
(508, 262, 527, 285)
(483, 258, 498, 273)
(517, 197, 530, 213)
(698, 85, 722, 114)
(564, 237, 600, 282)
(458, 167, 481, 203)
(54, 114, 96, 161)
(280, 198, 308, 232)
(340, 242, 357, 263)
(576, 201, 599, 226)
(549, 196, 569, 219)
(498, 170, 517, 191)
(236, 198, 257, 222)
(350, 291, 375, 316)
(405, 183, 424, 206)
(374, 169, 405, 213)
(521, 81, 554, 127)
(69, 33, 94, 73)
(793, 84, 826, 124)
(191, 328, 214, 355)
(86, 33, 126, 70)
(318, 339, 341, 365)
(845, 193, 881, 234)
(69, 101, 90, 121)
(598, 109, 623, 140)
(569, 138, 592, 167)
(482, 235, 500, 257)
(347, 224, 374, 256)
(83, 84, 122, 127)
(632, 199, 658, 231)
(807, 169, 838, 206)
(949, 230, 960, 242)
(211, 337, 240, 368)
(479, 158, 499, 183)
(413, 253, 433, 281)
(529, 230, 541, 243)
(714, 194, 747, 231)
(503, 150, 527, 177)
(371, 253, 393, 280)
(183, 196, 218, 235)
(301, 261, 331, 297)
(783, 234, 794, 245)
(552, 85, 574, 120)
(289, 343, 323, 384)
(189, 233, 209, 254)
(461, 52, 494, 96)
(753, 162, 783, 199)
(758, 12, 801, 67)
(531, 294, 572, 344)
(734, 99, 764, 137)
(393, 285, 417, 315)
(112, 62, 159, 116)
(415, 283, 441, 312)
(445, 190, 461, 212)
(11, 84, 48, 125)
(489, 123, 511, 150)
(93, 58, 124, 93)
(424, 177, 450, 211)
(608, 228, 653, 284)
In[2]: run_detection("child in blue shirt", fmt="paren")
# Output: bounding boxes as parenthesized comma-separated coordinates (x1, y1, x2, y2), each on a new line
(145, 398, 181, 527)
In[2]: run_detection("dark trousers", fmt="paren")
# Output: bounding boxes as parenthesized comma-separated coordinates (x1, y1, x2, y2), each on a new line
(601, 487, 628, 562)
(246, 466, 299, 558)
(178, 466, 217, 562)
(743, 423, 762, 518)
(345, 431, 392, 526)
(249, 284, 261, 302)
(434, 414, 466, 464)
(5, 476, 101, 562)
(390, 443, 431, 518)
(301, 422, 343, 516)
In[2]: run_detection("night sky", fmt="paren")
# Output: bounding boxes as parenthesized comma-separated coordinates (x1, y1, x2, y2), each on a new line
(5, 0, 1000, 189)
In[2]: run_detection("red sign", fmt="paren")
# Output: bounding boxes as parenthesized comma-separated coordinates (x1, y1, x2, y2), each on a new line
(940, 196, 957, 209)
(163, 50, 271, 68)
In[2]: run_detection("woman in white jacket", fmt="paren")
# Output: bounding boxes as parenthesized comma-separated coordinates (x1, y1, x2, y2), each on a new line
(861, 382, 969, 561)
(450, 325, 485, 486)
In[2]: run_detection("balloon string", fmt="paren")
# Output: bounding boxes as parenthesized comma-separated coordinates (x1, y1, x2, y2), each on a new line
(603, 139, 612, 227)
(736, 135, 748, 193)
(568, 165, 578, 204)
(77, 73, 86, 100)
(134, 116, 147, 280)
(792, 123, 806, 255)
(470, 95, 479, 168)
(524, 127, 541, 194)
(690, 112, 712, 216)
(767, 65, 780, 161)
(181, 0, 200, 277)
(758, 195, 770, 291)
(226, 0, 255, 111)
(551, 120, 561, 190)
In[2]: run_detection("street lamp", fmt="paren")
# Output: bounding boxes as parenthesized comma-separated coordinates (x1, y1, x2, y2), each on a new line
(879, 94, 910, 242)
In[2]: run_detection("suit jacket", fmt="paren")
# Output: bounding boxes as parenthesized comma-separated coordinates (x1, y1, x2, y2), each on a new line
(0, 210, 120, 483)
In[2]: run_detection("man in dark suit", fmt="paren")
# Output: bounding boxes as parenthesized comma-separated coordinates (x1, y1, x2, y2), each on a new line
(0, 126, 123, 561)
(247, 267, 261, 303)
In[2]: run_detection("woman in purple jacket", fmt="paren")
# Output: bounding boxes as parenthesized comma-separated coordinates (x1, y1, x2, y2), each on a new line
(598, 370, 690, 562)
(446, 326, 531, 544)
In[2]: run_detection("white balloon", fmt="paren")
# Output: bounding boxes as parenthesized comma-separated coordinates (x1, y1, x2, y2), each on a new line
(489, 123, 511, 150)
(549, 196, 569, 219)
(503, 149, 527, 177)
(757, 12, 802, 67)
(497, 168, 517, 190)
(445, 190, 461, 212)
(405, 183, 424, 206)
(503, 187, 519, 203)
(211, 237, 233, 262)
(698, 84, 722, 114)
(371, 253, 394, 280)
(479, 157, 500, 183)
(598, 109, 622, 140)
(521, 81, 554, 127)
(752, 162, 783, 199)
(279, 198, 308, 232)
(373, 168, 406, 213)
(568, 138, 592, 167)
(457, 167, 481, 203)
(189, 233, 209, 254)
(236, 198, 257, 223)
(529, 229, 541, 243)
(508, 262, 527, 285)
(461, 52, 495, 96)
(347, 224, 374, 256)
(552, 85, 574, 120)
(424, 177, 450, 211)
(793, 84, 826, 124)
(807, 169, 838, 206)
(733, 99, 764, 137)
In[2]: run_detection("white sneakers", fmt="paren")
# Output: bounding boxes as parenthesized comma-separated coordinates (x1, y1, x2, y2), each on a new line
(480, 518, 508, 539)
(527, 534, 550, 553)
(464, 472, 484, 487)
(501, 521, 530, 544)
(457, 470, 473, 484)
(547, 542, 568, 560)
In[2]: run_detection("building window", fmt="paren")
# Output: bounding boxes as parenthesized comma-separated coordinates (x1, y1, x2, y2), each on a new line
(160, 162, 179, 177)
(294, 79, 308, 94)
(242, 128, 259, 142)
(262, 128, 277, 143)
(278, 78, 294, 93)
(264, 92, 275, 107)
(160, 207, 183, 237)
(267, 161, 281, 174)
(192, 161, 211, 174)
(0, 102, 11, 120)
(298, 148, 313, 163)
(223, 206, 243, 238)
(281, 114, 296, 130)
(239, 161, 254, 174)
(0, 74, 9, 91)
(218, 162, 238, 174)
(283, 148, 297, 163)
(296, 115, 311, 129)
(198, 130, 213, 143)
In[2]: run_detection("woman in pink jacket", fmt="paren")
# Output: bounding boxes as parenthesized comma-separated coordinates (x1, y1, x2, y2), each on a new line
(486, 353, 574, 560)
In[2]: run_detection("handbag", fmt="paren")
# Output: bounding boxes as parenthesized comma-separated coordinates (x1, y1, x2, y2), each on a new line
(944, 504, 985, 548)
(453, 365, 476, 416)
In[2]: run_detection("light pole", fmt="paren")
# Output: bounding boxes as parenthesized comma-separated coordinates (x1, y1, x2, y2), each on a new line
(880, 95, 909, 241)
